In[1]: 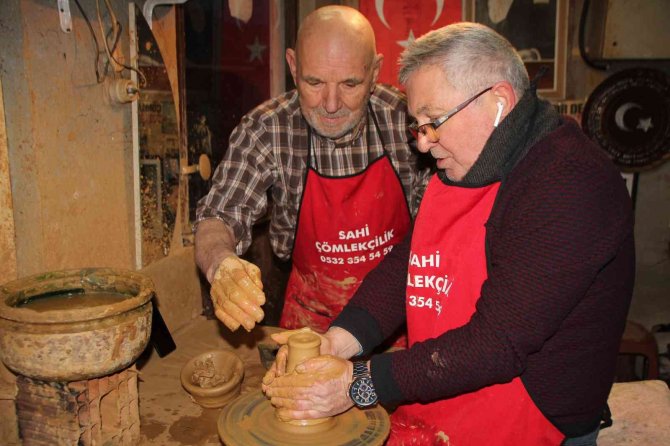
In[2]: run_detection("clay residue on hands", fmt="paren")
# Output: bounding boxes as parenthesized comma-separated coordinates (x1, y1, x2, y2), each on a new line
(211, 256, 265, 331)
(191, 353, 227, 388)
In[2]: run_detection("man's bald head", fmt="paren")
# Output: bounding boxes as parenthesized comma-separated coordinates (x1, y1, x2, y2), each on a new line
(286, 6, 382, 139)
(295, 6, 377, 66)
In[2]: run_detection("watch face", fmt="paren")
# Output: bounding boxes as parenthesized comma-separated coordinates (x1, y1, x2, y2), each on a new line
(350, 377, 378, 407)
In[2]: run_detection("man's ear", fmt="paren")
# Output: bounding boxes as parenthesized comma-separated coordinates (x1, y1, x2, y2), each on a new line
(371, 53, 384, 87)
(286, 48, 298, 86)
(489, 81, 517, 124)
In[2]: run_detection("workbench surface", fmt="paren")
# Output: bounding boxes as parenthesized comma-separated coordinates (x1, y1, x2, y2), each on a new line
(138, 318, 670, 445)
(139, 317, 280, 445)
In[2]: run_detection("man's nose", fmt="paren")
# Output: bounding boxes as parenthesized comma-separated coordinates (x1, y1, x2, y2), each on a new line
(416, 134, 434, 153)
(322, 84, 341, 113)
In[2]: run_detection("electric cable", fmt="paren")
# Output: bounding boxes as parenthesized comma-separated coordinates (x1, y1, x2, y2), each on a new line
(578, 0, 609, 71)
(96, 0, 147, 87)
(73, 0, 104, 83)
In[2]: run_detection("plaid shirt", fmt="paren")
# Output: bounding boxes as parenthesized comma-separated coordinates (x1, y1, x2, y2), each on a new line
(196, 84, 431, 260)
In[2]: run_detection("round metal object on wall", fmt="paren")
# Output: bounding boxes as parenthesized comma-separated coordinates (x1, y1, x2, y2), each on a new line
(218, 390, 390, 445)
(582, 67, 670, 170)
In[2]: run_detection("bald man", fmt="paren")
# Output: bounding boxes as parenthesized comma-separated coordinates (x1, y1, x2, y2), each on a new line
(195, 6, 430, 333)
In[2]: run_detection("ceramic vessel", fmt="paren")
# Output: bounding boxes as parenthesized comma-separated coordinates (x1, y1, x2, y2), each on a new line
(284, 330, 332, 427)
(180, 349, 244, 408)
(0, 268, 153, 382)
(286, 330, 321, 373)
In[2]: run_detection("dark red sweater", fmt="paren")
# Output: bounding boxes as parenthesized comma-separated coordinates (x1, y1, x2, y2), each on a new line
(332, 94, 635, 437)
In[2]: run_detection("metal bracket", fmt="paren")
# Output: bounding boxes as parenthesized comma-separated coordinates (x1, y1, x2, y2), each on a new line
(57, 0, 72, 33)
(142, 0, 189, 30)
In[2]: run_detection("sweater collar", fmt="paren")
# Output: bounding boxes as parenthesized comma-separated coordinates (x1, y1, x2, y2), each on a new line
(438, 87, 560, 187)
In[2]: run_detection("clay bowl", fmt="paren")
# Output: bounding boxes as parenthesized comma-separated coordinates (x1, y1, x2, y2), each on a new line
(180, 350, 244, 409)
(0, 268, 153, 382)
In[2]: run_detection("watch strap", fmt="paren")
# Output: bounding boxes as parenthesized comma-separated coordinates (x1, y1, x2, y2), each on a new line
(352, 360, 369, 378)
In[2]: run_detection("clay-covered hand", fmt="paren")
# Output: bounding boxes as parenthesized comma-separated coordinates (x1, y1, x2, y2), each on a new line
(261, 328, 334, 389)
(210, 255, 265, 332)
(263, 355, 354, 421)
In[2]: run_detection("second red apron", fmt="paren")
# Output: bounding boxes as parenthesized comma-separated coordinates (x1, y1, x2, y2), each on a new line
(390, 175, 564, 446)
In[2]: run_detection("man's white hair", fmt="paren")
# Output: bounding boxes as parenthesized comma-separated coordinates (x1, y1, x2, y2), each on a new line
(398, 22, 530, 98)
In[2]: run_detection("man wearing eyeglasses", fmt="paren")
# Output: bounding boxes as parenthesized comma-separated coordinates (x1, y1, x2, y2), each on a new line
(195, 6, 431, 333)
(263, 22, 634, 446)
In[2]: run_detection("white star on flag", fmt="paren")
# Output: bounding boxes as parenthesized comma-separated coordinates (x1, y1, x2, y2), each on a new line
(397, 30, 416, 49)
(636, 117, 653, 133)
(247, 36, 266, 62)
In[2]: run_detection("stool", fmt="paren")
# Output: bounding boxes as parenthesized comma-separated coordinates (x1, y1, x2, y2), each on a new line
(618, 320, 659, 380)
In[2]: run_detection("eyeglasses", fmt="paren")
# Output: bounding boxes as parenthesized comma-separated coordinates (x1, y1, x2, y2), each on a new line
(408, 86, 493, 142)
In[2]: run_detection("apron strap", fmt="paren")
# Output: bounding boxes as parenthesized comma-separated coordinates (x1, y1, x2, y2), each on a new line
(307, 105, 389, 173)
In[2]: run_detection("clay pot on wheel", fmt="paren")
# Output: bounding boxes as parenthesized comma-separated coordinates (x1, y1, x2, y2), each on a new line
(180, 350, 244, 408)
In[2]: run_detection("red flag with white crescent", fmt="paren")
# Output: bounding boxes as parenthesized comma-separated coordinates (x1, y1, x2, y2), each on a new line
(359, 0, 462, 89)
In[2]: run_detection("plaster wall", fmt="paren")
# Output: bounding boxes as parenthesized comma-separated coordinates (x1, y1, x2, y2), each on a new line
(0, 0, 136, 277)
(0, 78, 18, 282)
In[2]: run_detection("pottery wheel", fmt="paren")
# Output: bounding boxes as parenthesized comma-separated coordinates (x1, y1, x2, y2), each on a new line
(218, 390, 390, 445)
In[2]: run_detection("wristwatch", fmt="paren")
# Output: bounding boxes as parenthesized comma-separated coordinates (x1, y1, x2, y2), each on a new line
(348, 361, 379, 408)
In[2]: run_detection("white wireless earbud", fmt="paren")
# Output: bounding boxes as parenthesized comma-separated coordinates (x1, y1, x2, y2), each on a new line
(493, 102, 504, 128)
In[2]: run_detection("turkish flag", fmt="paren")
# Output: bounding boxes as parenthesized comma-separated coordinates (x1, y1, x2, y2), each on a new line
(359, 0, 462, 89)
(219, 0, 270, 109)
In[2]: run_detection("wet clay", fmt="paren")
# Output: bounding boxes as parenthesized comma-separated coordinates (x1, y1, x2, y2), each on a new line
(190, 354, 227, 388)
(286, 331, 321, 373)
(180, 350, 244, 409)
(284, 330, 330, 428)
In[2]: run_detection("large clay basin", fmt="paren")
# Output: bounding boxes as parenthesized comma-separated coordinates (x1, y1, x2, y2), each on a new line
(0, 268, 153, 382)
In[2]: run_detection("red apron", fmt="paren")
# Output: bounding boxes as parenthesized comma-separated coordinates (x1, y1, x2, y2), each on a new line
(391, 175, 564, 446)
(280, 115, 410, 334)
